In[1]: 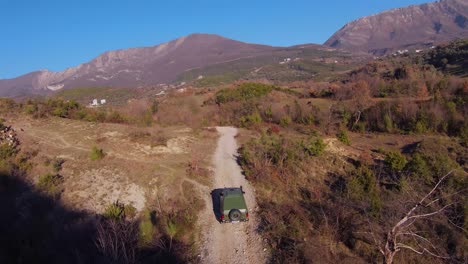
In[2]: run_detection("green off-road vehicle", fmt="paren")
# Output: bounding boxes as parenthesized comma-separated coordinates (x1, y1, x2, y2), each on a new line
(212, 186, 249, 223)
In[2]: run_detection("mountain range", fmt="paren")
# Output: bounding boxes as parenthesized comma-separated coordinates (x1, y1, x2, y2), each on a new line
(1, 0, 467, 97)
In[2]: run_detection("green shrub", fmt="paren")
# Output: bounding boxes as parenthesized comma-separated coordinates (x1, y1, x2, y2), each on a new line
(279, 116, 291, 127)
(383, 113, 393, 132)
(96, 111, 107, 122)
(347, 165, 381, 216)
(304, 138, 326, 156)
(52, 158, 65, 172)
(107, 111, 126, 123)
(406, 153, 431, 183)
(215, 83, 274, 104)
(141, 110, 153, 127)
(124, 204, 137, 219)
(240, 112, 262, 127)
(460, 125, 468, 147)
(139, 210, 156, 246)
(165, 218, 178, 250)
(52, 107, 66, 117)
(75, 109, 88, 120)
(0, 143, 17, 159)
(103, 201, 137, 221)
(292, 100, 316, 125)
(103, 201, 125, 220)
(90, 146, 105, 161)
(166, 219, 178, 238)
(150, 100, 159, 114)
(336, 130, 350, 145)
(414, 120, 428, 134)
(385, 151, 407, 172)
(37, 173, 63, 197)
(24, 104, 37, 115)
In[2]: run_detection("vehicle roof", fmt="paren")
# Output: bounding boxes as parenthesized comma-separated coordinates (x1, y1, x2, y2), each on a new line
(222, 188, 248, 210)
(222, 187, 243, 196)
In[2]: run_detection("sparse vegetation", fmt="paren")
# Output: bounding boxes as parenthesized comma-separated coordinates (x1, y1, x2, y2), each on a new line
(52, 157, 65, 172)
(37, 173, 64, 197)
(90, 146, 105, 161)
(336, 129, 351, 145)
(238, 131, 466, 263)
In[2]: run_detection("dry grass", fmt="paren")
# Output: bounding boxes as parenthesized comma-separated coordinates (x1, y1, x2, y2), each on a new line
(10, 115, 217, 215)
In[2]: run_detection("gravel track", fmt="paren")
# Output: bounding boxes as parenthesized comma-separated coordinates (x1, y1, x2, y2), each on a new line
(198, 127, 267, 264)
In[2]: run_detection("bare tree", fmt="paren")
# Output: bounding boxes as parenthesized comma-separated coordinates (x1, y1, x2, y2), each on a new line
(95, 219, 139, 264)
(369, 171, 463, 264)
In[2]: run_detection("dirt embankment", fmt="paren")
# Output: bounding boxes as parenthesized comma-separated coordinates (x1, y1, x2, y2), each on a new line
(199, 127, 267, 264)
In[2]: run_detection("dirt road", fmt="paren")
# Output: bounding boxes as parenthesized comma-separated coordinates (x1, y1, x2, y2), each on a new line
(199, 127, 267, 264)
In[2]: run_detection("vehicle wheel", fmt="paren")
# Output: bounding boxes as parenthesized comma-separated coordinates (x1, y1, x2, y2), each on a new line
(229, 209, 241, 221)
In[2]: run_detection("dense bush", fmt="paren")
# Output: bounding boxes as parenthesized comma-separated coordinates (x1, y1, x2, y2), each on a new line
(346, 164, 382, 216)
(384, 151, 407, 173)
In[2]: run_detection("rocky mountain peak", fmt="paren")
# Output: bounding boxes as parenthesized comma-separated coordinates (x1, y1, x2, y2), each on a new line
(325, 0, 468, 54)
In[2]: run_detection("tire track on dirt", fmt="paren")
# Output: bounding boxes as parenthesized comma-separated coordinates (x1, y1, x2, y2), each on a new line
(199, 127, 267, 264)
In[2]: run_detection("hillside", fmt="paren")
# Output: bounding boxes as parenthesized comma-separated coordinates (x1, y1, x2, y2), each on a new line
(0, 39, 466, 263)
(0, 35, 358, 98)
(176, 45, 360, 85)
(325, 0, 468, 54)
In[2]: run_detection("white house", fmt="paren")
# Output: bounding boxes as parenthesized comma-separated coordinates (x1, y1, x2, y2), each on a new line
(91, 99, 98, 106)
(100, 99, 107, 105)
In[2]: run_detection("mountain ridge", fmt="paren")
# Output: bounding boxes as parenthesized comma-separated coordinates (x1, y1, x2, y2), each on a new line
(324, 0, 468, 54)
(0, 33, 278, 97)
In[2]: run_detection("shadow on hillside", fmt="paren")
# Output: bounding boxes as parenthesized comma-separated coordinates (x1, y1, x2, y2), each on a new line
(0, 173, 184, 264)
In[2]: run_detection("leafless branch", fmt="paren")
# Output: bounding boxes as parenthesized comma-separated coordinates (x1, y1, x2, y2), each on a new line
(373, 170, 458, 264)
(407, 203, 453, 220)
(447, 218, 468, 234)
(396, 243, 450, 259)
(392, 171, 453, 233)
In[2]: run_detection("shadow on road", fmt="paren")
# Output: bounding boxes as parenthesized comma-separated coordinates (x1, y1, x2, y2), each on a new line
(210, 189, 224, 222)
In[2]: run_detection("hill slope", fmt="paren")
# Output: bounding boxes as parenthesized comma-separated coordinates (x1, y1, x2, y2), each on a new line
(325, 0, 468, 54)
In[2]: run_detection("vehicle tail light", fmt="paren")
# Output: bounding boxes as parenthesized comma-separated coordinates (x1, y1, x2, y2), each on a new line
(220, 214, 224, 221)
(246, 212, 249, 218)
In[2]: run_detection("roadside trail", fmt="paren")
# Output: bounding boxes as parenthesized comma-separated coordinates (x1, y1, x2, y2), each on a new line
(199, 127, 267, 264)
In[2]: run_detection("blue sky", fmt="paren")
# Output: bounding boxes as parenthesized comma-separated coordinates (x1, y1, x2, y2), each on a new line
(0, 0, 432, 78)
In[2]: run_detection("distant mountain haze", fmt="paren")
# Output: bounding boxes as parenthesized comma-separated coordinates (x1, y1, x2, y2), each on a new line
(324, 0, 468, 54)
